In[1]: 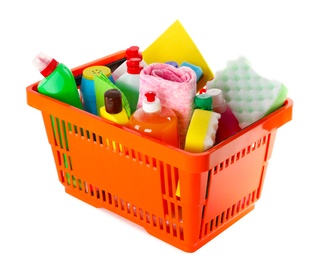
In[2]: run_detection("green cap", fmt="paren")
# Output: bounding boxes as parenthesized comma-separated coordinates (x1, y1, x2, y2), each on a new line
(194, 94, 212, 110)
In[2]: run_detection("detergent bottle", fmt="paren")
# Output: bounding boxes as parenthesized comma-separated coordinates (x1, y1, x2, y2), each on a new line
(32, 52, 82, 109)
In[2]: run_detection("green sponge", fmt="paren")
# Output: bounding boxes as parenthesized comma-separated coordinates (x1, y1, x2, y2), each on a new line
(206, 56, 288, 128)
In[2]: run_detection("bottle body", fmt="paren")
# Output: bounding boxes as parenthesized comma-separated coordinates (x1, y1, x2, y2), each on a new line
(215, 107, 241, 143)
(100, 89, 129, 151)
(115, 72, 140, 113)
(206, 88, 241, 143)
(100, 107, 129, 125)
(37, 63, 82, 109)
(100, 106, 128, 151)
(80, 65, 112, 115)
(129, 106, 179, 148)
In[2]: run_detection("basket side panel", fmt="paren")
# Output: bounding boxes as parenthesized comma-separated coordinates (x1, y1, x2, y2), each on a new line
(204, 135, 269, 221)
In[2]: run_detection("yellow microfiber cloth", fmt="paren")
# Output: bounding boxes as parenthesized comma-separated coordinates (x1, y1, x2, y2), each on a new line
(184, 109, 221, 153)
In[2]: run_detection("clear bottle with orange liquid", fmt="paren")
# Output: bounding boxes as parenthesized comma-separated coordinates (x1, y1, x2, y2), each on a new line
(128, 91, 179, 148)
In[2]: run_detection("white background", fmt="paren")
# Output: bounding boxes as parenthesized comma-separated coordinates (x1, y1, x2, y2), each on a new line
(1, 0, 332, 259)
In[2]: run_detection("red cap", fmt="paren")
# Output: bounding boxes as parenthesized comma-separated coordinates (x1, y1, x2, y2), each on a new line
(40, 59, 59, 77)
(145, 91, 156, 102)
(32, 52, 59, 77)
(143, 91, 161, 113)
(126, 46, 142, 60)
(127, 57, 143, 74)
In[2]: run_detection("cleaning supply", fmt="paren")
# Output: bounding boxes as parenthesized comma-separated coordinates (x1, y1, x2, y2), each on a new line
(32, 52, 82, 109)
(80, 65, 113, 115)
(206, 88, 241, 143)
(137, 63, 197, 149)
(112, 46, 147, 82)
(142, 20, 214, 90)
(180, 61, 203, 82)
(184, 109, 220, 153)
(94, 72, 131, 118)
(165, 61, 178, 67)
(194, 93, 212, 110)
(114, 57, 143, 113)
(100, 89, 129, 151)
(128, 91, 179, 148)
(206, 56, 288, 128)
(100, 89, 129, 125)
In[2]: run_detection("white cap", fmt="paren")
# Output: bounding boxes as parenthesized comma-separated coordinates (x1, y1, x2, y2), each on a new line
(32, 52, 52, 72)
(206, 88, 227, 113)
(143, 91, 161, 113)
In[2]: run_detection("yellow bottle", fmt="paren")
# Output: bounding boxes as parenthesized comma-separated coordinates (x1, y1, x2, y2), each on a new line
(100, 89, 129, 150)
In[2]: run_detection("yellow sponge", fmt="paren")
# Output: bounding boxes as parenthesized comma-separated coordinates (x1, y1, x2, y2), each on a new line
(184, 109, 221, 153)
(142, 20, 214, 91)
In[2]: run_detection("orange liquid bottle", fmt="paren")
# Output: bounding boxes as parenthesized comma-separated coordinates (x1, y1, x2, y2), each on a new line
(128, 91, 179, 148)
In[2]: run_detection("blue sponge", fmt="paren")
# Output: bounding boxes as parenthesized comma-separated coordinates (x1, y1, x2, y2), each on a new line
(180, 61, 203, 82)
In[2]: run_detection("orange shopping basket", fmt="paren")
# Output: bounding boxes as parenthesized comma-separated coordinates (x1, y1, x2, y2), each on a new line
(26, 50, 293, 252)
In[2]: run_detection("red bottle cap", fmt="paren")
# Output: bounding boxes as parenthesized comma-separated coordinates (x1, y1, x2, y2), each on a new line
(126, 46, 142, 60)
(143, 91, 161, 113)
(32, 52, 59, 77)
(127, 57, 143, 74)
(145, 91, 156, 102)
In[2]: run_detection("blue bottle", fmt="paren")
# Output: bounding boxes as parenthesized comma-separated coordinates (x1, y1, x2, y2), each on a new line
(80, 65, 113, 115)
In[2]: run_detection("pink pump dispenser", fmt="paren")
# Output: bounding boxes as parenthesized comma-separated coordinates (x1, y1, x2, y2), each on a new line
(128, 91, 179, 148)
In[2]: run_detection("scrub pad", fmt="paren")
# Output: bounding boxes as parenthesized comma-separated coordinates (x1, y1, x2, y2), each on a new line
(184, 109, 220, 153)
(206, 56, 288, 128)
(180, 61, 203, 82)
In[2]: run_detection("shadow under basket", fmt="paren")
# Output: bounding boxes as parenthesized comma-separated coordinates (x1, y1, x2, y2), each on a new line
(26, 50, 293, 252)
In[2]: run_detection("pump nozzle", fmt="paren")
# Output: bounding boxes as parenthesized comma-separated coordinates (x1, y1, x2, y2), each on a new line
(145, 91, 156, 102)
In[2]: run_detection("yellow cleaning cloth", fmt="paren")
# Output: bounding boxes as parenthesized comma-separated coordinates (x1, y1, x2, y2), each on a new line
(142, 20, 214, 91)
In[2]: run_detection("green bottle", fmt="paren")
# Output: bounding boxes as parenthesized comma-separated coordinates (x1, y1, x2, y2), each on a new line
(32, 52, 83, 109)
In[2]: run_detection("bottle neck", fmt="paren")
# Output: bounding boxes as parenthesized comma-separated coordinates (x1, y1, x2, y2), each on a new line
(40, 59, 59, 77)
(127, 57, 143, 74)
(215, 103, 227, 114)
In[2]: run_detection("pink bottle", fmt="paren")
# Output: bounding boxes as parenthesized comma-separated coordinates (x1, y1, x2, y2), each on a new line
(206, 88, 241, 143)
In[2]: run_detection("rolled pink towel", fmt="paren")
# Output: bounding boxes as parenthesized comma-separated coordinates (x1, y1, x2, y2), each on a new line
(137, 63, 197, 148)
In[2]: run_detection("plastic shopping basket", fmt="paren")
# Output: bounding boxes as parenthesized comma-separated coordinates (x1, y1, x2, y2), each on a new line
(26, 50, 293, 252)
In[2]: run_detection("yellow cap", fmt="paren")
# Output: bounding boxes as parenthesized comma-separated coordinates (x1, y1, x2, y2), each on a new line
(83, 65, 111, 80)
